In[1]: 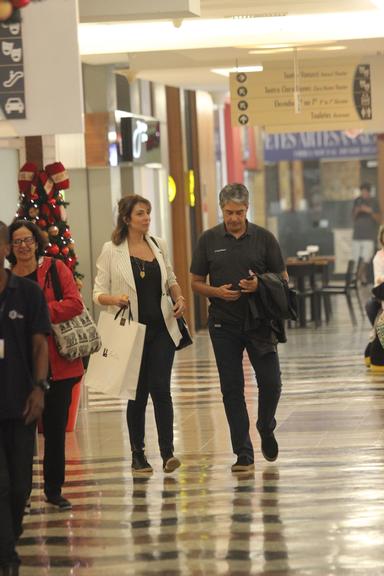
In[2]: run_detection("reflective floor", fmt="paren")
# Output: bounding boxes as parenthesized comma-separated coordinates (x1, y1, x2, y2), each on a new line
(20, 297, 384, 575)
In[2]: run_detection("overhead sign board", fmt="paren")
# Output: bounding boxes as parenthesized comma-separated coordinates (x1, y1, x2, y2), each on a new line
(264, 131, 377, 162)
(230, 57, 384, 134)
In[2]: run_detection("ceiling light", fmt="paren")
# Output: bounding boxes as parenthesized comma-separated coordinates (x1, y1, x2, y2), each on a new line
(258, 43, 293, 49)
(211, 65, 263, 77)
(317, 45, 347, 51)
(249, 44, 346, 54)
(249, 48, 294, 54)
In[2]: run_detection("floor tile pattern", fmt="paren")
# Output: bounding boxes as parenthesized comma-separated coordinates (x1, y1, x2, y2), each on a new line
(19, 306, 384, 575)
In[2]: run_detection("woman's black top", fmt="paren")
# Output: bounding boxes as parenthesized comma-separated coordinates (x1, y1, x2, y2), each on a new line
(130, 256, 166, 338)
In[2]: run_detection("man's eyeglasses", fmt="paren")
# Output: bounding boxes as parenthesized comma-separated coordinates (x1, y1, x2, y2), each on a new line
(12, 236, 35, 246)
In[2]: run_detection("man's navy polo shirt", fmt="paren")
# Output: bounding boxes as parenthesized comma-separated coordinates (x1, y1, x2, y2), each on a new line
(190, 222, 285, 325)
(0, 271, 51, 421)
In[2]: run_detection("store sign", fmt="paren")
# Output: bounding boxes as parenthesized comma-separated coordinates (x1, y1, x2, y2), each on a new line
(230, 57, 384, 133)
(0, 21, 25, 120)
(264, 131, 377, 162)
(117, 113, 161, 165)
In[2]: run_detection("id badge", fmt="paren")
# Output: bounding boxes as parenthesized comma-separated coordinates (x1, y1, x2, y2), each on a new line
(0, 339, 4, 359)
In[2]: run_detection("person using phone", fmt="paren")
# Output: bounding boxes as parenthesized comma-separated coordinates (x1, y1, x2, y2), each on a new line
(190, 183, 287, 472)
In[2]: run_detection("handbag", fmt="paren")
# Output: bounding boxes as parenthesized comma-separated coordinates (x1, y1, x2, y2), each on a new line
(176, 316, 193, 351)
(84, 305, 146, 399)
(49, 259, 102, 361)
(149, 236, 193, 351)
(375, 310, 384, 349)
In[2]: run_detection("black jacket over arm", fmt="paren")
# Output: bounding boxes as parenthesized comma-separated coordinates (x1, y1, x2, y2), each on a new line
(244, 273, 297, 343)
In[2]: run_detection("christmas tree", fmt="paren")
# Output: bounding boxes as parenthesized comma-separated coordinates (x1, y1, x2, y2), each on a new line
(0, 1, 41, 24)
(16, 162, 83, 281)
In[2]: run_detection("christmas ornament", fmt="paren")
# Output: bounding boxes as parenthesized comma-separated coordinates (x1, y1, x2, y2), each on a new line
(45, 162, 70, 190)
(61, 247, 69, 256)
(11, 0, 31, 7)
(60, 205, 67, 221)
(75, 277, 83, 290)
(1, 0, 39, 24)
(47, 244, 59, 256)
(18, 162, 37, 193)
(38, 219, 47, 228)
(48, 225, 59, 236)
(28, 207, 38, 217)
(0, 1, 13, 21)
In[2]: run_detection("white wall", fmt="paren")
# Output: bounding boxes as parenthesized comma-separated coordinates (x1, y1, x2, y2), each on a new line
(0, 0, 83, 137)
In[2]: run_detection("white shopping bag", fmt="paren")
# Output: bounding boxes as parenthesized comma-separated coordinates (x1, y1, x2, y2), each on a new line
(85, 307, 146, 400)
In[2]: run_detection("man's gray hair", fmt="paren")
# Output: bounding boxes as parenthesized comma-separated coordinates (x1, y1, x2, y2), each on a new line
(219, 183, 249, 208)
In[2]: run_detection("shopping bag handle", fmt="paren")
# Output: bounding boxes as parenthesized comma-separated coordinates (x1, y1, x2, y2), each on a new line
(114, 302, 133, 324)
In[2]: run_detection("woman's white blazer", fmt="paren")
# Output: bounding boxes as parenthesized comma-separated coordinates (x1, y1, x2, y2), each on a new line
(93, 234, 182, 347)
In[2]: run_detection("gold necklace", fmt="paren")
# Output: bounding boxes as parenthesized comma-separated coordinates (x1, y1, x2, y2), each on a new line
(133, 257, 146, 279)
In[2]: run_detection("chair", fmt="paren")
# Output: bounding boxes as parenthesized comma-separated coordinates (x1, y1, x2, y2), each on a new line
(286, 263, 321, 327)
(350, 257, 365, 315)
(320, 259, 363, 325)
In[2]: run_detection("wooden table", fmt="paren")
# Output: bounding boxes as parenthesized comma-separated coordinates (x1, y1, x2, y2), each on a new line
(286, 256, 335, 326)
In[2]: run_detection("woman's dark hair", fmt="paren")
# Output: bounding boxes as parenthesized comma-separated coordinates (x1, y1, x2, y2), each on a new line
(111, 194, 151, 245)
(7, 219, 48, 265)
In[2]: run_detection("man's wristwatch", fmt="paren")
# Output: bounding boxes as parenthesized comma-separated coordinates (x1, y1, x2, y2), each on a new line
(34, 379, 50, 392)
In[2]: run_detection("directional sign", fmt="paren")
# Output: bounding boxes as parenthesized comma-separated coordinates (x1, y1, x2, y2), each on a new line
(0, 20, 25, 120)
(230, 58, 384, 133)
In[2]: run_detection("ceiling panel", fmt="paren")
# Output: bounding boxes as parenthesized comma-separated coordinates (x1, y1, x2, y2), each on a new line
(200, 0, 377, 17)
(80, 0, 384, 93)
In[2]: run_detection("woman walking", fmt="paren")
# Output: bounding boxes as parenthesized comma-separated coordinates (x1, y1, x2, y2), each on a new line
(93, 195, 186, 473)
(8, 220, 84, 510)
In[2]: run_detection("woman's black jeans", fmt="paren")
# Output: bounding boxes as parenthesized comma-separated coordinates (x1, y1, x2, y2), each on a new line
(43, 377, 79, 498)
(127, 328, 176, 459)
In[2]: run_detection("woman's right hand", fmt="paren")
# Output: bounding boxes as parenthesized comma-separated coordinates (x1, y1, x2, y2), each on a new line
(114, 294, 129, 307)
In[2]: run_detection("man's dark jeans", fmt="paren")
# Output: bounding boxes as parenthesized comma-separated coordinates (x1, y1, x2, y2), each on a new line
(0, 419, 35, 568)
(209, 322, 282, 461)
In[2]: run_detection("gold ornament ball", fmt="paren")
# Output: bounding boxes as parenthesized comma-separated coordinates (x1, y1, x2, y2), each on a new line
(75, 277, 83, 291)
(28, 207, 39, 218)
(48, 225, 59, 236)
(0, 1, 13, 21)
(41, 231, 49, 241)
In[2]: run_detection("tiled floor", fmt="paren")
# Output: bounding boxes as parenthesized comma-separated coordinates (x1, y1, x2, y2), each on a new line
(20, 298, 384, 575)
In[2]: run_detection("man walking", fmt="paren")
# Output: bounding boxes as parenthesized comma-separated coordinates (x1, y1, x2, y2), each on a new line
(0, 221, 50, 576)
(190, 184, 287, 471)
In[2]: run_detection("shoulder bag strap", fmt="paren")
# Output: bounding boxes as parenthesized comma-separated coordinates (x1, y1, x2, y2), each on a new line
(150, 236, 159, 249)
(49, 258, 63, 301)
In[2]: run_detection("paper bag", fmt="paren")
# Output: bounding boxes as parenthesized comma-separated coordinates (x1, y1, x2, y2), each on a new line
(85, 308, 146, 400)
